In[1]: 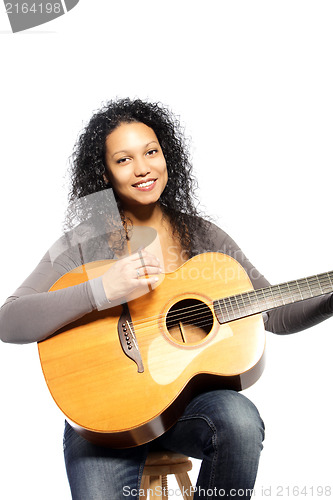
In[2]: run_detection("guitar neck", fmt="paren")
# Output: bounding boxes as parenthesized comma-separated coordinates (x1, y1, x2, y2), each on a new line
(214, 271, 333, 324)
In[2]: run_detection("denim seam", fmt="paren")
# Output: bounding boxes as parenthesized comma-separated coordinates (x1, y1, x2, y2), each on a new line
(177, 413, 220, 492)
(135, 448, 149, 500)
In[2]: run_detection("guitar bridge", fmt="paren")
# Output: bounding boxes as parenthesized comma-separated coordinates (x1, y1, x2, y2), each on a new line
(118, 303, 144, 373)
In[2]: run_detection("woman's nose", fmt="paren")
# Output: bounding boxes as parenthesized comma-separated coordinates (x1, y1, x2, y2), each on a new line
(134, 157, 150, 177)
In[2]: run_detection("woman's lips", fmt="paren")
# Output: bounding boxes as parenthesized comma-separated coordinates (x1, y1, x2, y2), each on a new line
(132, 179, 157, 191)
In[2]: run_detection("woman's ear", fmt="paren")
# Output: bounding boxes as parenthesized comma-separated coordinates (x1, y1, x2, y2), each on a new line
(103, 173, 110, 184)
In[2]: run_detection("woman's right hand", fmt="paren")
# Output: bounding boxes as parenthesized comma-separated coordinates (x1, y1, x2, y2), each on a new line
(102, 249, 162, 305)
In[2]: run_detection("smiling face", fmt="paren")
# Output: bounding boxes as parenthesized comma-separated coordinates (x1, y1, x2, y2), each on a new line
(104, 122, 168, 212)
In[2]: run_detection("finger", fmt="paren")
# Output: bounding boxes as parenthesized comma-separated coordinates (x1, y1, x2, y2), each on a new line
(136, 266, 162, 278)
(133, 253, 161, 269)
(136, 275, 160, 287)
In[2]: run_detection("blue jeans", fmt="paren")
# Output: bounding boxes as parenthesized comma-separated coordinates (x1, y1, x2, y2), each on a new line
(63, 390, 265, 499)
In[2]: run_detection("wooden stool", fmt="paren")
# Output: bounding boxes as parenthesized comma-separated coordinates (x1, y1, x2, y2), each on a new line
(141, 451, 194, 500)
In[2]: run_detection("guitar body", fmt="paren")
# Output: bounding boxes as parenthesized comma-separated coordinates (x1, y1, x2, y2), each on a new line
(38, 252, 266, 448)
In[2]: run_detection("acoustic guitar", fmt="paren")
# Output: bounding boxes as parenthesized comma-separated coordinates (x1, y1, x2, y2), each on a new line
(38, 252, 333, 448)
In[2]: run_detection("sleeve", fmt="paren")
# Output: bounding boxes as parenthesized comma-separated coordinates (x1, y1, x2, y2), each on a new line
(201, 221, 333, 335)
(0, 248, 110, 345)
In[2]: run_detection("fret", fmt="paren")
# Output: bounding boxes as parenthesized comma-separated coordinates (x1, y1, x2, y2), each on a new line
(326, 275, 332, 291)
(234, 295, 242, 316)
(229, 295, 239, 318)
(316, 276, 324, 295)
(322, 275, 331, 293)
(243, 292, 251, 311)
(276, 284, 286, 305)
(295, 280, 304, 301)
(267, 286, 280, 308)
(222, 297, 231, 320)
(227, 296, 235, 318)
(214, 300, 224, 323)
(324, 275, 331, 291)
(326, 273, 333, 292)
(293, 281, 304, 301)
(223, 298, 232, 322)
(255, 288, 270, 311)
(252, 288, 261, 311)
(286, 282, 295, 303)
(311, 276, 324, 295)
(278, 282, 292, 304)
(303, 277, 314, 298)
(245, 291, 256, 315)
(239, 291, 247, 313)
(246, 292, 255, 312)
(253, 290, 263, 312)
(271, 285, 287, 307)
(311, 278, 322, 293)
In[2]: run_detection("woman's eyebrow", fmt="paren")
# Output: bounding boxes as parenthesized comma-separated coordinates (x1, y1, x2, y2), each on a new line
(112, 141, 159, 158)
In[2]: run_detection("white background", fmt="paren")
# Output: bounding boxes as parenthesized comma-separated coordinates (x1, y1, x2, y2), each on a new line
(0, 1, 332, 498)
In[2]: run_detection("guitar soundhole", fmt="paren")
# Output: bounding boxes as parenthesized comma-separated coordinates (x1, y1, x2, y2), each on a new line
(166, 298, 214, 344)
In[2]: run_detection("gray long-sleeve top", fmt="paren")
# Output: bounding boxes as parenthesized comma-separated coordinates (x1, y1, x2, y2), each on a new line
(1, 220, 332, 344)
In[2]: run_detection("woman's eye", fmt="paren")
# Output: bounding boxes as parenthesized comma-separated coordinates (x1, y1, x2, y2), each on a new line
(117, 157, 129, 164)
(146, 149, 157, 156)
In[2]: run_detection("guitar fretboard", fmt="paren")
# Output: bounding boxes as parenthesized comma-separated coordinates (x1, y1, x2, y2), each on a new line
(213, 271, 333, 324)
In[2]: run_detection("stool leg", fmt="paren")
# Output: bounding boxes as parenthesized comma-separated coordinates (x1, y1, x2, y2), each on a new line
(175, 473, 193, 500)
(161, 475, 168, 499)
(149, 475, 168, 499)
(140, 476, 149, 500)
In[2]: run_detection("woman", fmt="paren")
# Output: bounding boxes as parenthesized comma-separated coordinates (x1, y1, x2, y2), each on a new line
(1, 98, 332, 499)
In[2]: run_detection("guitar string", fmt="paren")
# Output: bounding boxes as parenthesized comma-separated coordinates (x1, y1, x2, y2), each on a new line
(130, 276, 332, 339)
(126, 274, 333, 331)
(128, 285, 333, 335)
(126, 293, 333, 339)
(122, 280, 333, 342)
(127, 304, 215, 331)
(129, 315, 217, 341)
(127, 313, 262, 344)
(115, 273, 333, 343)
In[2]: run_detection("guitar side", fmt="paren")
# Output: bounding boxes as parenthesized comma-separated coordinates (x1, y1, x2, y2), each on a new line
(38, 253, 266, 448)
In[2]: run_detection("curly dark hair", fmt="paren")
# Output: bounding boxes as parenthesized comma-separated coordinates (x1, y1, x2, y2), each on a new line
(66, 98, 206, 256)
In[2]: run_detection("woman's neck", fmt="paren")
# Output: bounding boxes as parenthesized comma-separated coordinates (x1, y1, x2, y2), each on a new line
(123, 203, 165, 229)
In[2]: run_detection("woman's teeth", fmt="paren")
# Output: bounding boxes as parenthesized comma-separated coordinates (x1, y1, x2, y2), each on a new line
(135, 180, 154, 188)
